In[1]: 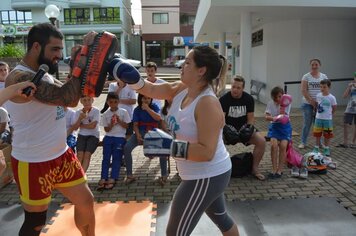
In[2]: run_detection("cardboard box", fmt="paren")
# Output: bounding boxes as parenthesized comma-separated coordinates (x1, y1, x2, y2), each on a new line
(0, 144, 13, 189)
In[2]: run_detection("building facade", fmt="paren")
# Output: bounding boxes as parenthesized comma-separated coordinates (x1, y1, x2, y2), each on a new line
(141, 0, 199, 66)
(0, 0, 133, 58)
(194, 0, 356, 106)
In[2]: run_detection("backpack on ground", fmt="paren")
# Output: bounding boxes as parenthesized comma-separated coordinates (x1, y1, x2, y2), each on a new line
(230, 152, 253, 178)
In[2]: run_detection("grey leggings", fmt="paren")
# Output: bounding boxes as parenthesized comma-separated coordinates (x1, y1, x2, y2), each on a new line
(166, 169, 234, 236)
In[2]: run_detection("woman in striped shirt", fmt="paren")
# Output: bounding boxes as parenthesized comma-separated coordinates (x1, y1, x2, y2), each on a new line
(299, 58, 328, 149)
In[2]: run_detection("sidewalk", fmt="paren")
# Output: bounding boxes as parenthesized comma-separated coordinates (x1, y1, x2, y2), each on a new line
(1, 92, 355, 218)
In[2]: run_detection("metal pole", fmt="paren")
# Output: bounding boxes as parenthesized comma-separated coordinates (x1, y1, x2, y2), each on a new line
(49, 17, 60, 81)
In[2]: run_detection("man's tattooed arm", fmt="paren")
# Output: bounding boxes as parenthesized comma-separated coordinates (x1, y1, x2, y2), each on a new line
(35, 78, 82, 107)
(6, 70, 82, 107)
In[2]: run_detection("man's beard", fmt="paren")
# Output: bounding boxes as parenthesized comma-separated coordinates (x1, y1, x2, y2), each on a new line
(37, 48, 58, 74)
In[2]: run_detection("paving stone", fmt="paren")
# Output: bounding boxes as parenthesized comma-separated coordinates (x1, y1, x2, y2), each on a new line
(1, 98, 355, 220)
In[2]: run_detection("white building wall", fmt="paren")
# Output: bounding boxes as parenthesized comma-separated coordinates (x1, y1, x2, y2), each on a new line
(250, 28, 267, 97)
(141, 7, 179, 34)
(264, 20, 302, 106)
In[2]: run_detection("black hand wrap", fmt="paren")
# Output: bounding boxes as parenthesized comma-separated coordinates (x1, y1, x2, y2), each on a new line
(238, 124, 255, 143)
(170, 140, 189, 159)
(223, 124, 241, 145)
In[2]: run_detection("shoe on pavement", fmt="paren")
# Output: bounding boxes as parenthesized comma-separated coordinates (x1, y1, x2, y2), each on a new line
(291, 166, 300, 178)
(299, 167, 308, 179)
(323, 147, 330, 156)
(312, 146, 320, 153)
(298, 143, 305, 149)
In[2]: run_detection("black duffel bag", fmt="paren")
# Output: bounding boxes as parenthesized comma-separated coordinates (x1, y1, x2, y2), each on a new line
(230, 152, 253, 178)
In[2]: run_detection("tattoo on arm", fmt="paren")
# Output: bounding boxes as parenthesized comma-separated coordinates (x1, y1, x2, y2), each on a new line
(8, 70, 83, 107)
(34, 78, 82, 107)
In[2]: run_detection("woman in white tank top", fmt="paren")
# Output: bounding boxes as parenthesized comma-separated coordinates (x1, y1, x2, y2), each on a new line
(126, 46, 239, 235)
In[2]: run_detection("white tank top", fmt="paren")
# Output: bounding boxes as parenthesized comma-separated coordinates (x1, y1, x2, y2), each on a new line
(167, 87, 231, 180)
(6, 65, 68, 162)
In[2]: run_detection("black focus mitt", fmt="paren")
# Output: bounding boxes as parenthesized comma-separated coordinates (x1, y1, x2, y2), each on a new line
(238, 124, 255, 143)
(223, 124, 241, 145)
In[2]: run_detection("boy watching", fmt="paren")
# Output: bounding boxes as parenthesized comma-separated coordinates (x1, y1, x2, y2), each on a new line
(0, 61, 9, 90)
(145, 62, 165, 108)
(313, 79, 337, 156)
(99, 92, 130, 190)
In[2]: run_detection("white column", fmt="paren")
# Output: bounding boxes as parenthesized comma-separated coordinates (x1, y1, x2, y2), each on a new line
(142, 40, 146, 66)
(240, 12, 252, 87)
(219, 32, 226, 57)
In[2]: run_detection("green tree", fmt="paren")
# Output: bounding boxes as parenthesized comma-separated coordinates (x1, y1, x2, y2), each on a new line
(0, 44, 25, 58)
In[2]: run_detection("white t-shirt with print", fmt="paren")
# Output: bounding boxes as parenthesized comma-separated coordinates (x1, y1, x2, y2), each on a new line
(148, 78, 165, 109)
(345, 85, 356, 114)
(265, 100, 291, 123)
(301, 72, 328, 104)
(75, 107, 101, 138)
(315, 93, 337, 120)
(65, 108, 77, 137)
(100, 107, 131, 138)
(108, 82, 137, 119)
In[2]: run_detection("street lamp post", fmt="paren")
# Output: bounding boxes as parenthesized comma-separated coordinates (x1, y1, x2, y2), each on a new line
(44, 4, 60, 81)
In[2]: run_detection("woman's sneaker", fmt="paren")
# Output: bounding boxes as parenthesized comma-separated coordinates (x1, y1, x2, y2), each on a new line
(291, 166, 300, 178)
(299, 167, 308, 179)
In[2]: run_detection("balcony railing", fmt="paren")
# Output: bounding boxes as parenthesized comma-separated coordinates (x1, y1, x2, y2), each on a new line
(69, 0, 102, 7)
(11, 0, 46, 10)
(63, 19, 121, 25)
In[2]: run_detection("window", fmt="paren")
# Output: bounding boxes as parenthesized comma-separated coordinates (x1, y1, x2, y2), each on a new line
(93, 7, 120, 24)
(0, 10, 32, 24)
(252, 29, 263, 47)
(64, 8, 90, 25)
(153, 13, 168, 24)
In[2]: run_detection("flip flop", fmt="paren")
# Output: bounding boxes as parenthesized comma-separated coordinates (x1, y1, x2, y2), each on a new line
(104, 180, 116, 190)
(96, 179, 106, 191)
(252, 172, 265, 181)
(124, 176, 136, 185)
(336, 144, 349, 148)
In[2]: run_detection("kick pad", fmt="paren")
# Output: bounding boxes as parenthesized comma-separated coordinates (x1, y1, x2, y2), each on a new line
(41, 201, 156, 236)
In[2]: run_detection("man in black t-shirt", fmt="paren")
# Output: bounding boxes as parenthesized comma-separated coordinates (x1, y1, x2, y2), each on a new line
(220, 75, 266, 180)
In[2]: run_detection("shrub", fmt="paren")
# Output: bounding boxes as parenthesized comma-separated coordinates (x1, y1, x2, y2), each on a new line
(0, 44, 25, 58)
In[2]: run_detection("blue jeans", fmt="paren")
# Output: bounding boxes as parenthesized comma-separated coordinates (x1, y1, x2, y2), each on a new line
(101, 136, 126, 180)
(124, 131, 168, 177)
(301, 103, 315, 145)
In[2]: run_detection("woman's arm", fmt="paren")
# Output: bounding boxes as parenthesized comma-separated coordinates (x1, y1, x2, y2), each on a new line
(138, 81, 186, 104)
(0, 81, 36, 105)
(186, 96, 224, 162)
(301, 80, 315, 106)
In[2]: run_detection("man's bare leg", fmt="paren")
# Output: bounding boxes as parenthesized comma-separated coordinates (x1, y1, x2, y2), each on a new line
(58, 183, 95, 236)
(249, 132, 266, 178)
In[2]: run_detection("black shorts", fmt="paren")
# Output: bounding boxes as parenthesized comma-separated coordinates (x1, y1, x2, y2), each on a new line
(76, 134, 99, 154)
(344, 113, 356, 125)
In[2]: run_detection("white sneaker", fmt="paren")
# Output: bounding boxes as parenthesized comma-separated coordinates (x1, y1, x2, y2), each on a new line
(299, 167, 308, 179)
(298, 143, 305, 149)
(291, 166, 300, 178)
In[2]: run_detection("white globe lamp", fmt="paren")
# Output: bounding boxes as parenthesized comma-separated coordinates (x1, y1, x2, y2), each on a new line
(45, 5, 60, 25)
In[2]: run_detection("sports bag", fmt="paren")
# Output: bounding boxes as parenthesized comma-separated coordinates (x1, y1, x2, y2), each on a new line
(286, 141, 304, 168)
(230, 152, 253, 178)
